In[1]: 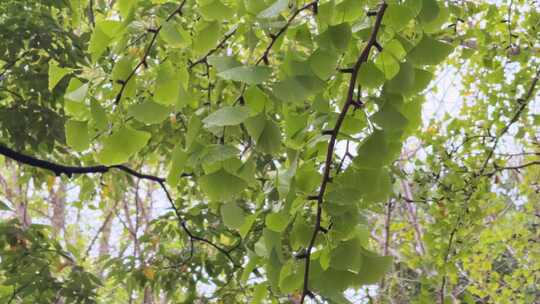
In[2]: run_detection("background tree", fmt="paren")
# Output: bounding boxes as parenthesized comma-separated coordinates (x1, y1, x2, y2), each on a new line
(0, 0, 538, 303)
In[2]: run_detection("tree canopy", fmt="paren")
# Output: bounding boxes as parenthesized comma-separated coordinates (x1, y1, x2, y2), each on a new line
(0, 0, 539, 303)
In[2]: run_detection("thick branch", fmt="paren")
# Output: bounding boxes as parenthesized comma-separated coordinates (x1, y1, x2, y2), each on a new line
(0, 143, 169, 182)
(300, 3, 388, 302)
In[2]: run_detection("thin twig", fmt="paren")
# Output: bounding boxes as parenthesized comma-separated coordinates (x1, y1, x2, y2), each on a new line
(114, 0, 188, 105)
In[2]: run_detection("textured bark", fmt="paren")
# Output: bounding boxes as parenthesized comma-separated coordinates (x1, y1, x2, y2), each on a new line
(50, 181, 66, 236)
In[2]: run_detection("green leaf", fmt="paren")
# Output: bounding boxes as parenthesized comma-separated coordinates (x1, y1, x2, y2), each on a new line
(384, 3, 415, 31)
(221, 202, 246, 230)
(167, 145, 187, 186)
(418, 0, 440, 24)
(257, 0, 288, 19)
(309, 49, 338, 80)
(88, 20, 122, 62)
(48, 60, 71, 91)
(330, 239, 363, 272)
(65, 120, 90, 152)
(295, 162, 321, 194)
(118, 0, 137, 18)
(244, 86, 269, 113)
(154, 62, 181, 105)
(160, 21, 191, 48)
(64, 82, 89, 102)
(199, 168, 247, 201)
(239, 214, 256, 238)
(409, 35, 453, 66)
(96, 126, 151, 165)
(386, 61, 416, 94)
(207, 56, 242, 72)
(375, 50, 400, 80)
(409, 68, 433, 94)
(291, 219, 311, 250)
(355, 250, 393, 285)
(193, 21, 220, 55)
(357, 62, 385, 89)
(244, 114, 282, 155)
(217, 66, 272, 85)
(279, 260, 303, 293)
(317, 23, 352, 52)
(90, 100, 108, 131)
(112, 56, 134, 81)
(252, 284, 268, 304)
(203, 106, 251, 128)
(200, 0, 234, 20)
(333, 0, 363, 23)
(265, 212, 289, 232)
(372, 103, 409, 131)
(354, 131, 396, 169)
(128, 101, 170, 124)
(272, 75, 324, 103)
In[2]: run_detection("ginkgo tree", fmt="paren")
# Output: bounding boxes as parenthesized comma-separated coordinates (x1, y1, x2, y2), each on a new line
(0, 0, 538, 303)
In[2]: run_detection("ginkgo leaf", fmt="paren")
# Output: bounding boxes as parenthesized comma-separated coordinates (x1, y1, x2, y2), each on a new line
(386, 61, 416, 94)
(199, 168, 247, 201)
(48, 60, 71, 91)
(221, 202, 245, 229)
(88, 20, 122, 62)
(154, 62, 181, 105)
(217, 66, 272, 84)
(375, 50, 400, 80)
(355, 251, 393, 285)
(309, 48, 338, 80)
(317, 23, 352, 52)
(357, 62, 385, 89)
(330, 239, 363, 272)
(64, 82, 89, 103)
(408, 36, 453, 66)
(258, 0, 288, 19)
(372, 103, 409, 131)
(96, 126, 151, 165)
(384, 3, 415, 31)
(128, 101, 170, 125)
(333, 0, 363, 23)
(418, 0, 440, 24)
(203, 106, 251, 128)
(200, 0, 234, 20)
(272, 75, 324, 103)
(160, 21, 191, 48)
(265, 212, 289, 232)
(167, 145, 187, 186)
(65, 120, 90, 152)
(193, 21, 220, 54)
(244, 114, 282, 155)
(207, 56, 241, 72)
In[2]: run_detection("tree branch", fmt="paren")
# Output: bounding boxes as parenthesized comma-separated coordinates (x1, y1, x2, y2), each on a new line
(256, 1, 318, 65)
(300, 3, 388, 302)
(0, 143, 174, 182)
(189, 27, 238, 70)
(114, 0, 188, 105)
